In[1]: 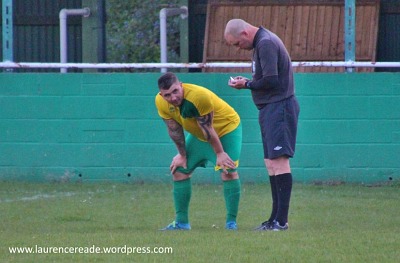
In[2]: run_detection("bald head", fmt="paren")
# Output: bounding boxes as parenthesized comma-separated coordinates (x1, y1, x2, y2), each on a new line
(224, 19, 258, 51)
(224, 19, 251, 38)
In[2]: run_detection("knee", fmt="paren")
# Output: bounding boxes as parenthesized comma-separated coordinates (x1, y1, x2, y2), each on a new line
(264, 159, 275, 175)
(265, 157, 290, 175)
(173, 171, 191, 181)
(221, 171, 239, 181)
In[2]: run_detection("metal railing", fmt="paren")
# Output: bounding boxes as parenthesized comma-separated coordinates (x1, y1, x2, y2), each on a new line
(0, 61, 400, 70)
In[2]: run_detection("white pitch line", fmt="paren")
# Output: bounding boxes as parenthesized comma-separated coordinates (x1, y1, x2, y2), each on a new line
(0, 192, 76, 203)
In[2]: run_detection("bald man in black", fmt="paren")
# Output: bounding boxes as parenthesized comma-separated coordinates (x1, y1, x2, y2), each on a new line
(225, 19, 300, 231)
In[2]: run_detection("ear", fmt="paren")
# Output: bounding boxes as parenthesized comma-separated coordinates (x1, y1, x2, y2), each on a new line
(240, 30, 248, 37)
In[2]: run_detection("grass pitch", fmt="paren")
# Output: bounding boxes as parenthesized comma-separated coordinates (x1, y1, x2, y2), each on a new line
(0, 181, 399, 262)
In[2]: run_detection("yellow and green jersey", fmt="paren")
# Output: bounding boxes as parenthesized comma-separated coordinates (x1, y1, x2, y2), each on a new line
(155, 83, 240, 142)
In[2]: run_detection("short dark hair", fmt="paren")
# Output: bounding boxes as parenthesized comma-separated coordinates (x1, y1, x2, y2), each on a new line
(158, 72, 179, 90)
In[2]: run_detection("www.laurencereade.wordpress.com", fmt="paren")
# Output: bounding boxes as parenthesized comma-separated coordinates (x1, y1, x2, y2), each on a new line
(9, 245, 173, 255)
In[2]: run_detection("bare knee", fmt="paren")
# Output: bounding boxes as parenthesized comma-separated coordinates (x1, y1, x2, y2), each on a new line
(264, 159, 274, 175)
(265, 157, 291, 175)
(221, 171, 239, 181)
(172, 171, 191, 181)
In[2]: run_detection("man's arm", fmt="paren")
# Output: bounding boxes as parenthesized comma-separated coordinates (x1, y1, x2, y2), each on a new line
(246, 75, 279, 90)
(229, 40, 280, 90)
(163, 118, 186, 156)
(196, 112, 236, 173)
(196, 112, 224, 154)
(247, 40, 280, 90)
(163, 118, 187, 173)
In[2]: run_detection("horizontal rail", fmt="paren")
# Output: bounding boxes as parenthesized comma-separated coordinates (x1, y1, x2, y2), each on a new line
(1, 61, 400, 69)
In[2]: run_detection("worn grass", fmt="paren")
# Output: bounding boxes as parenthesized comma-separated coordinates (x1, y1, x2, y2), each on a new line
(0, 181, 399, 263)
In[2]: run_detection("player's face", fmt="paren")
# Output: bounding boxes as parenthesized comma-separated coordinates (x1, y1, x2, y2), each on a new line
(159, 82, 184, 106)
(225, 33, 253, 51)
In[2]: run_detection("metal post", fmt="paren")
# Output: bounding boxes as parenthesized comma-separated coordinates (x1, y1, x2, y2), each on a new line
(179, 0, 189, 72)
(2, 0, 14, 71)
(345, 0, 356, 73)
(159, 6, 188, 73)
(59, 8, 91, 73)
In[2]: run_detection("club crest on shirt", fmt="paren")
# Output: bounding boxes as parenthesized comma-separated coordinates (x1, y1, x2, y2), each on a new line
(169, 106, 176, 113)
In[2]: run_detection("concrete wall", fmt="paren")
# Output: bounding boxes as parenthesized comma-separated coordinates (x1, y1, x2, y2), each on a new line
(0, 73, 399, 183)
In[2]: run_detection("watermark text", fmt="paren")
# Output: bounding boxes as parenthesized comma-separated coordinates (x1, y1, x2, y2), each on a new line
(9, 245, 173, 255)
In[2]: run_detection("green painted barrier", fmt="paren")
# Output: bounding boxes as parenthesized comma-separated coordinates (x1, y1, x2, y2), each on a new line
(0, 73, 399, 183)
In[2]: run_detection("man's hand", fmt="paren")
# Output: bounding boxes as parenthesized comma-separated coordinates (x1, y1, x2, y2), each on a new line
(170, 154, 187, 174)
(216, 152, 236, 174)
(228, 76, 249, 89)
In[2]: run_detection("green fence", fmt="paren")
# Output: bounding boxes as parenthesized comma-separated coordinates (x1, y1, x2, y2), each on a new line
(0, 73, 399, 183)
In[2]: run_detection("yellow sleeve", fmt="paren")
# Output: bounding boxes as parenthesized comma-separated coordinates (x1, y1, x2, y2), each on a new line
(155, 94, 171, 120)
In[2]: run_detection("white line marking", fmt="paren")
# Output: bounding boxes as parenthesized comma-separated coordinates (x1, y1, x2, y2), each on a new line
(0, 192, 76, 203)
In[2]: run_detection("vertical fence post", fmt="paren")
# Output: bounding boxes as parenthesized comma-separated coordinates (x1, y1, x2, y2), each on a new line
(345, 0, 356, 73)
(179, 0, 189, 72)
(2, 0, 14, 72)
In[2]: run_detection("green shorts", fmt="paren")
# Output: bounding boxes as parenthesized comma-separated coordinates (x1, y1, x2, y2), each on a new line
(176, 123, 242, 174)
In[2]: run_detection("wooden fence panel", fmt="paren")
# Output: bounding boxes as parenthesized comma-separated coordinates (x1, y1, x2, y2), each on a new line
(203, 0, 380, 73)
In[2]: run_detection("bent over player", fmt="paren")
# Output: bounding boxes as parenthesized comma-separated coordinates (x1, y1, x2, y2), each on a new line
(155, 72, 242, 230)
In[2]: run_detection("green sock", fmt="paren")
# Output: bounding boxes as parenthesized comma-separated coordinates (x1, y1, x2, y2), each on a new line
(223, 179, 241, 223)
(173, 178, 192, 224)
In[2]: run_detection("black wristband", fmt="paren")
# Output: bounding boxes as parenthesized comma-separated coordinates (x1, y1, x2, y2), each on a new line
(245, 81, 251, 88)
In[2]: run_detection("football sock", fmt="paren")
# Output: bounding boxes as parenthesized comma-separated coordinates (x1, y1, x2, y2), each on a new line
(268, 175, 279, 223)
(275, 173, 293, 225)
(223, 179, 241, 223)
(173, 178, 192, 224)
